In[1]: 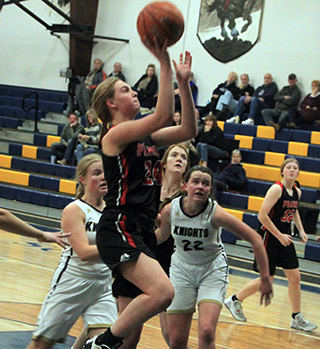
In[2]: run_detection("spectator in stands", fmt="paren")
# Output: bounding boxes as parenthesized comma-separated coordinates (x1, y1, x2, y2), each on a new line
(285, 80, 320, 130)
(196, 114, 229, 167)
(262, 73, 301, 131)
(222, 73, 254, 122)
(133, 63, 158, 109)
(232, 73, 278, 125)
(50, 112, 84, 165)
(200, 72, 238, 117)
(174, 71, 198, 111)
(172, 111, 181, 126)
(66, 58, 107, 116)
(74, 108, 102, 164)
(219, 73, 255, 122)
(108, 62, 126, 82)
(214, 149, 247, 192)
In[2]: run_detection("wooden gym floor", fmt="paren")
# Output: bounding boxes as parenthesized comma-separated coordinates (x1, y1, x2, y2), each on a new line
(0, 231, 319, 349)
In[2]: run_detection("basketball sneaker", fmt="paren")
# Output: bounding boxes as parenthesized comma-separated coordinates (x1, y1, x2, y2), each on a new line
(290, 313, 317, 332)
(83, 334, 123, 349)
(224, 295, 247, 322)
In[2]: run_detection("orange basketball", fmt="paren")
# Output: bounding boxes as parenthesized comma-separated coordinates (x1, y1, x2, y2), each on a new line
(137, 1, 185, 47)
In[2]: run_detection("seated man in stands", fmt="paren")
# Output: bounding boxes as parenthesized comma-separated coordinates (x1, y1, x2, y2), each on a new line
(108, 62, 126, 82)
(262, 73, 301, 131)
(199, 72, 238, 117)
(50, 112, 84, 165)
(232, 73, 278, 125)
(219, 73, 255, 122)
(214, 149, 247, 192)
(284, 80, 320, 130)
(66, 58, 106, 116)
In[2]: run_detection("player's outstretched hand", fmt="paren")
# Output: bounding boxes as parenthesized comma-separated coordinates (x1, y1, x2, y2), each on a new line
(172, 51, 192, 83)
(259, 276, 273, 307)
(37, 231, 71, 248)
(141, 35, 169, 64)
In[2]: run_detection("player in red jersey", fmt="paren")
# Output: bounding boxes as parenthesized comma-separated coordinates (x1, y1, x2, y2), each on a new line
(225, 158, 317, 332)
(84, 36, 197, 349)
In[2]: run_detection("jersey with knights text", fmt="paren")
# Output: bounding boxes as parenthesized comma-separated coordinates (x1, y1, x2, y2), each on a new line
(169, 196, 226, 265)
(102, 135, 162, 225)
(259, 181, 299, 236)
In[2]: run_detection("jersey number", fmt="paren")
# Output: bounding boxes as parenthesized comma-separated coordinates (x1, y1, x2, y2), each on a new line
(182, 240, 204, 251)
(280, 209, 295, 223)
(143, 160, 162, 186)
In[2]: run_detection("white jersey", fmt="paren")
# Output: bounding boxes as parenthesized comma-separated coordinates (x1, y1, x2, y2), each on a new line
(59, 199, 111, 279)
(169, 196, 226, 265)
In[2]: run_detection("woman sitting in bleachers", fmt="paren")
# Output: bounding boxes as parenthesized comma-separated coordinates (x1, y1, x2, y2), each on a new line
(286, 80, 320, 130)
(196, 114, 229, 167)
(74, 108, 102, 164)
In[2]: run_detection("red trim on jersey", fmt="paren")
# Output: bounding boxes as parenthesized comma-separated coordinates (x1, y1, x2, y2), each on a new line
(263, 231, 269, 247)
(268, 181, 282, 221)
(120, 153, 129, 205)
(119, 214, 137, 247)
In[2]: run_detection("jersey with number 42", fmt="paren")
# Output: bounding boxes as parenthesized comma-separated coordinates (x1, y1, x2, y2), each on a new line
(169, 196, 226, 265)
(102, 136, 162, 222)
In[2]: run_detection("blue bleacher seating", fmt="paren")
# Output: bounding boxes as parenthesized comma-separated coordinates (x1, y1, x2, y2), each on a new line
(48, 194, 73, 209)
(269, 140, 288, 153)
(239, 124, 256, 136)
(243, 213, 260, 230)
(30, 190, 49, 206)
(11, 157, 28, 171)
(221, 229, 239, 244)
(37, 148, 51, 161)
(16, 187, 33, 204)
(304, 243, 320, 262)
(241, 149, 265, 164)
(8, 144, 22, 157)
(308, 144, 320, 159)
(253, 138, 270, 151)
(33, 133, 47, 147)
(0, 184, 16, 200)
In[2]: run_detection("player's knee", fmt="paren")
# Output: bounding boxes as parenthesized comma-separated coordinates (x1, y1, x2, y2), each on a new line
(199, 326, 216, 347)
(170, 333, 188, 349)
(289, 274, 301, 286)
(158, 282, 174, 311)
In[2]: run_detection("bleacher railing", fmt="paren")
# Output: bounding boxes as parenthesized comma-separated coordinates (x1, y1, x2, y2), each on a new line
(22, 91, 39, 133)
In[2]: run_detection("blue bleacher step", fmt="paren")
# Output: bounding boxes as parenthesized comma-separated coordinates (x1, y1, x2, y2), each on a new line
(45, 112, 68, 124)
(18, 120, 59, 135)
(0, 197, 62, 220)
(0, 141, 9, 154)
(0, 129, 34, 144)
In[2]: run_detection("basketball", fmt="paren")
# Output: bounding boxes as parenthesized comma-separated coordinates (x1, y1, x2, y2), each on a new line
(137, 1, 185, 47)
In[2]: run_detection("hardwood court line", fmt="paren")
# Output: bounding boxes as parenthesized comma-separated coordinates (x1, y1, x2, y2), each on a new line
(0, 316, 36, 327)
(0, 256, 57, 272)
(218, 320, 320, 340)
(221, 310, 293, 330)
